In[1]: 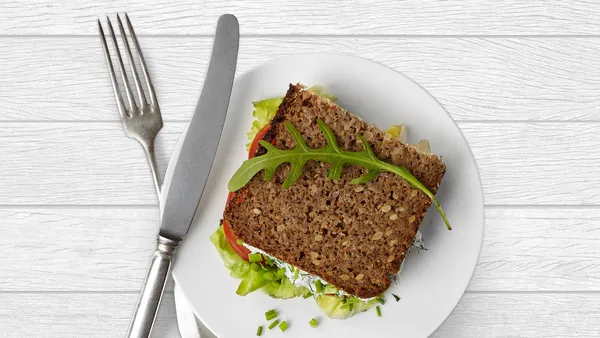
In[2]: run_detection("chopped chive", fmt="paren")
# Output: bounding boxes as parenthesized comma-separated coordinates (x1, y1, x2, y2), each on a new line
(236, 239, 244, 245)
(376, 306, 381, 317)
(314, 280, 323, 293)
(265, 309, 278, 321)
(309, 318, 318, 328)
(376, 297, 385, 305)
(248, 253, 263, 263)
(268, 320, 280, 330)
(293, 268, 299, 280)
(279, 321, 289, 332)
(341, 297, 348, 304)
(256, 326, 263, 336)
(392, 294, 401, 302)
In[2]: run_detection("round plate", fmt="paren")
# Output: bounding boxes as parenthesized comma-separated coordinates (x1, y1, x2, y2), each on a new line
(168, 53, 484, 338)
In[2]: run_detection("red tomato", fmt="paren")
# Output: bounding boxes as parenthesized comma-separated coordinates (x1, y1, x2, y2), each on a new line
(223, 220, 251, 261)
(223, 123, 272, 262)
(248, 124, 271, 159)
(227, 192, 235, 202)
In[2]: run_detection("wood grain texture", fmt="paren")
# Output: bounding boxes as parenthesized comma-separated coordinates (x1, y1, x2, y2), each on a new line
(1, 37, 600, 121)
(1, 0, 600, 35)
(1, 292, 599, 337)
(2, 2, 599, 336)
(2, 208, 599, 292)
(1, 122, 600, 205)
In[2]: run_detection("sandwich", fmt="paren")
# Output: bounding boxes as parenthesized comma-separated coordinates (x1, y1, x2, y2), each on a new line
(211, 84, 449, 319)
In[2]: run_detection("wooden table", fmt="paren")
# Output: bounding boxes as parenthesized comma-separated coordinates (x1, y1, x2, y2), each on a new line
(1, 1, 599, 337)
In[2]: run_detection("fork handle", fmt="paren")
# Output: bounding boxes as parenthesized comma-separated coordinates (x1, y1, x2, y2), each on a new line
(127, 235, 180, 338)
(141, 141, 162, 197)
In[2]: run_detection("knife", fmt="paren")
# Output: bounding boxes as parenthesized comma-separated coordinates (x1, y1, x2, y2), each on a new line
(127, 14, 239, 338)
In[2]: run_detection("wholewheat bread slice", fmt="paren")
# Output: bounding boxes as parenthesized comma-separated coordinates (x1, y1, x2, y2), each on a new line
(224, 84, 446, 298)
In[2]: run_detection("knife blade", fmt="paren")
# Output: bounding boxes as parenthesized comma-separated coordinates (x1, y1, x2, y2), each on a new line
(160, 14, 239, 240)
(127, 14, 239, 338)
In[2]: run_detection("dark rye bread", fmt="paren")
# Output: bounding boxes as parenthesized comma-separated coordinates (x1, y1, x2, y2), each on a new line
(224, 84, 446, 298)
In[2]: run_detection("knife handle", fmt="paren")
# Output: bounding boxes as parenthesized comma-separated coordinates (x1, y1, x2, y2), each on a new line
(127, 235, 180, 338)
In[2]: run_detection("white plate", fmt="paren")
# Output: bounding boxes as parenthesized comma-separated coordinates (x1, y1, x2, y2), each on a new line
(168, 53, 484, 338)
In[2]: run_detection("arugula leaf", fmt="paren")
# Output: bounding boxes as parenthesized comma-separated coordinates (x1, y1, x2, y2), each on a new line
(228, 119, 451, 230)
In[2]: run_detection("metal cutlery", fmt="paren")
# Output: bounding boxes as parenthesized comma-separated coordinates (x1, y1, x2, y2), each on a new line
(100, 13, 239, 337)
(99, 13, 163, 196)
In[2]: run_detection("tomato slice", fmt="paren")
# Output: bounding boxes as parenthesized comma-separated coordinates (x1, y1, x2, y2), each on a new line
(223, 123, 272, 262)
(223, 219, 251, 261)
(248, 124, 271, 159)
(227, 192, 236, 202)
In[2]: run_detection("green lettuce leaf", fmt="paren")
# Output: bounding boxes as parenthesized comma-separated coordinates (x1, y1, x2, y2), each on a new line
(210, 225, 309, 297)
(246, 98, 283, 149)
(262, 277, 311, 299)
(316, 295, 378, 319)
(210, 224, 250, 277)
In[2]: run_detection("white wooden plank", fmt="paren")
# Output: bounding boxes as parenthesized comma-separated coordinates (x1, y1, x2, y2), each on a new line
(0, 292, 180, 338)
(1, 122, 599, 205)
(432, 293, 600, 338)
(0, 208, 159, 291)
(470, 208, 600, 291)
(1, 292, 599, 337)
(1, 0, 600, 35)
(2, 208, 600, 292)
(1, 37, 599, 121)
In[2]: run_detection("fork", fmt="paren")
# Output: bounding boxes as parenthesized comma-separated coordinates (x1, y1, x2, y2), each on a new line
(99, 14, 207, 337)
(98, 13, 163, 196)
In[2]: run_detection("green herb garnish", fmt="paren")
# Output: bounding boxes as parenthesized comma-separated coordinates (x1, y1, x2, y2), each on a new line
(279, 321, 289, 332)
(315, 280, 323, 293)
(265, 309, 278, 321)
(392, 294, 401, 302)
(376, 306, 382, 317)
(376, 297, 385, 305)
(228, 119, 450, 230)
(248, 253, 263, 263)
(256, 325, 263, 336)
(309, 318, 318, 328)
(268, 320, 280, 330)
(293, 268, 299, 280)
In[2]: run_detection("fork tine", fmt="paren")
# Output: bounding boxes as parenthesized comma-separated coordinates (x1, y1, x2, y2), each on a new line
(98, 19, 127, 119)
(116, 13, 148, 113)
(106, 16, 137, 115)
(124, 13, 159, 110)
